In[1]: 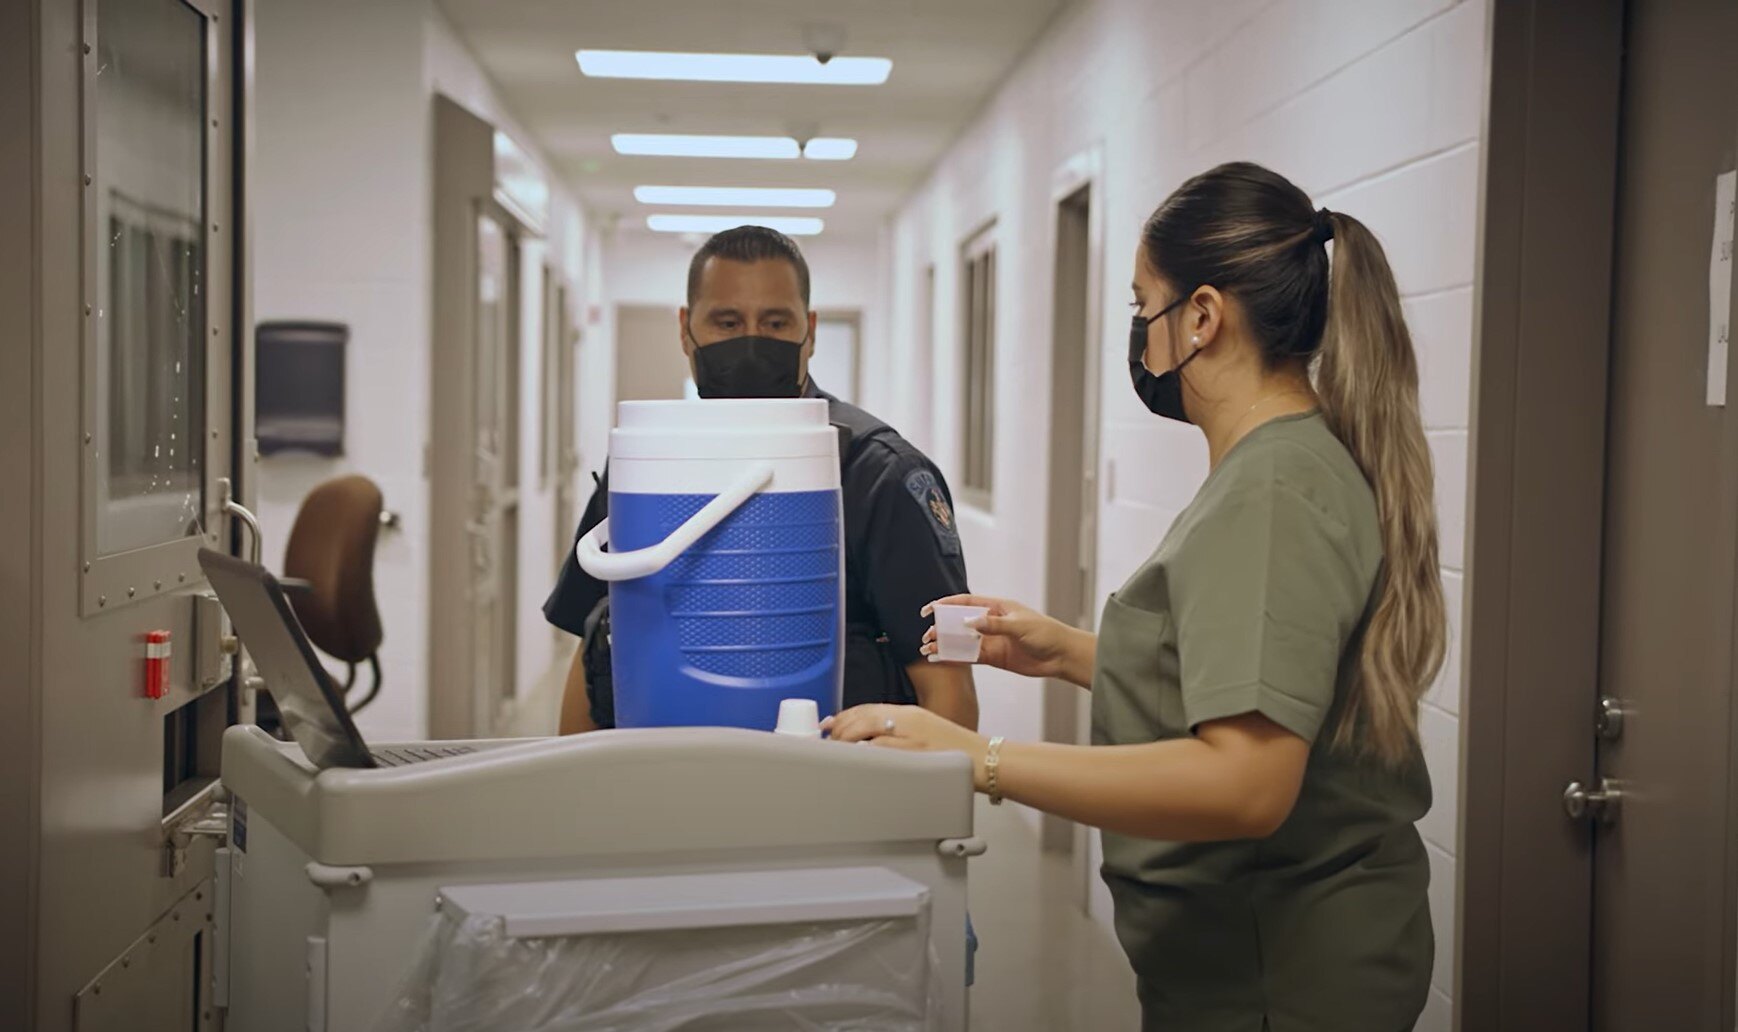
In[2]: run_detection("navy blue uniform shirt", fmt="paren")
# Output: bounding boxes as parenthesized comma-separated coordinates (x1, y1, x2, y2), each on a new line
(543, 382, 970, 724)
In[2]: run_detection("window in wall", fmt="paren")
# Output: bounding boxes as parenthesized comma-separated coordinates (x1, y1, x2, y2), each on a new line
(914, 264, 936, 451)
(960, 228, 997, 503)
(539, 264, 556, 488)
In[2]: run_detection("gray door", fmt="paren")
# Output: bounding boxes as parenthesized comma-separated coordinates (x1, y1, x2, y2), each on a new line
(1594, 2, 1738, 1027)
(472, 211, 521, 731)
(0, 0, 248, 1028)
(552, 279, 580, 578)
(614, 305, 688, 402)
(1042, 180, 1100, 860)
(429, 97, 543, 740)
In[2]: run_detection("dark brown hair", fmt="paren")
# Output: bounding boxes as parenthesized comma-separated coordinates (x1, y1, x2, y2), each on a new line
(686, 225, 811, 309)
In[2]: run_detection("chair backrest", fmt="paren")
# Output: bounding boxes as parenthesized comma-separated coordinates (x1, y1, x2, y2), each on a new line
(282, 475, 384, 663)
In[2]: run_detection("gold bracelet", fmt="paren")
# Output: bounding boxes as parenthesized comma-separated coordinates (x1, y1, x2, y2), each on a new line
(984, 736, 1005, 805)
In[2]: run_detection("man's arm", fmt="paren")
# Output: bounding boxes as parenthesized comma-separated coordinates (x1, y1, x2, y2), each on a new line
(546, 471, 611, 735)
(907, 660, 978, 730)
(557, 646, 600, 735)
(855, 449, 980, 727)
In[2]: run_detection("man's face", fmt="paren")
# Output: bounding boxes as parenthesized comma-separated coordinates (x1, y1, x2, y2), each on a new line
(680, 258, 816, 382)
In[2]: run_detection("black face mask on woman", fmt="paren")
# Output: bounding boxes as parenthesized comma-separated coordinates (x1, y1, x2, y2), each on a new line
(1128, 296, 1204, 423)
(688, 327, 807, 399)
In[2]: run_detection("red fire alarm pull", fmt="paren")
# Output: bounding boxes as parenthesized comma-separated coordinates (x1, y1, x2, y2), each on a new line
(145, 630, 171, 700)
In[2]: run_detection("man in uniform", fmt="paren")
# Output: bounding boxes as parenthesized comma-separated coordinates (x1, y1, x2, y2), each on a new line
(545, 225, 978, 734)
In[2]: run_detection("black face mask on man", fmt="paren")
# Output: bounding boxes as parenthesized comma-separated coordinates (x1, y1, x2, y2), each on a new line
(687, 325, 807, 399)
(1128, 295, 1205, 423)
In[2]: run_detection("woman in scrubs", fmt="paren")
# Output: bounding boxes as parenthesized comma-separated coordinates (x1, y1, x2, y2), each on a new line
(825, 162, 1447, 1031)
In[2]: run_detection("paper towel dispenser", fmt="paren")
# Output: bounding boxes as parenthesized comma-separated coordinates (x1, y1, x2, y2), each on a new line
(256, 320, 346, 457)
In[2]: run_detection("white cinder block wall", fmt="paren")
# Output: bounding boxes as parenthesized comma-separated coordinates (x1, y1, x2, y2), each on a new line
(254, 0, 599, 743)
(870, 2, 1486, 1028)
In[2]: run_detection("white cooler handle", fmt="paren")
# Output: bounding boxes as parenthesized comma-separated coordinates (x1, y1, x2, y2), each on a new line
(575, 463, 775, 581)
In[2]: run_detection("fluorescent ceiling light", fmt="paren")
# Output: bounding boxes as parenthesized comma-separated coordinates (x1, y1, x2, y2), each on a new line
(634, 186, 836, 208)
(611, 133, 860, 161)
(612, 133, 800, 159)
(578, 49, 891, 85)
(646, 214, 824, 236)
(802, 137, 858, 161)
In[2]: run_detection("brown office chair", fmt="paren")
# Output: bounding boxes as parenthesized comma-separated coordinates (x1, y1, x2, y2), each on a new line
(279, 475, 386, 714)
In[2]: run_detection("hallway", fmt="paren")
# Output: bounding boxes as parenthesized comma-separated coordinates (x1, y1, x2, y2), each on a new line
(9, 0, 1738, 1029)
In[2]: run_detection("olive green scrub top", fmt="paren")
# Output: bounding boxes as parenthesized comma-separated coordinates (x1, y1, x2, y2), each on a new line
(1090, 412, 1433, 1032)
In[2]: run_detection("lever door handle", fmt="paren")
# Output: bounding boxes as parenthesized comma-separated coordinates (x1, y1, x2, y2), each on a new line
(1563, 778, 1621, 824)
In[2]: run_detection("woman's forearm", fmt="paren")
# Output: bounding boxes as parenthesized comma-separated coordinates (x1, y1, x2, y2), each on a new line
(994, 730, 1303, 841)
(1056, 625, 1098, 688)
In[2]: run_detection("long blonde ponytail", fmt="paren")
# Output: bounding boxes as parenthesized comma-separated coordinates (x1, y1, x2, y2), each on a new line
(1316, 211, 1446, 767)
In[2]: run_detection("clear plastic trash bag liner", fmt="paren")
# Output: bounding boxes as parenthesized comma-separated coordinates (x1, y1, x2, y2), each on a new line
(372, 908, 942, 1032)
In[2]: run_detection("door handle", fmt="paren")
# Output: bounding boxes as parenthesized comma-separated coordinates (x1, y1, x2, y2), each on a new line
(1563, 778, 1622, 824)
(219, 477, 263, 565)
(161, 781, 230, 877)
(465, 522, 491, 575)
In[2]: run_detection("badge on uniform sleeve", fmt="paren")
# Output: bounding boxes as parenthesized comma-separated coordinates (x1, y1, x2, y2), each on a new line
(904, 469, 962, 556)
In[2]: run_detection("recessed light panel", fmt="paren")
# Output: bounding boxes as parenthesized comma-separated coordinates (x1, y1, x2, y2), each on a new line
(579, 50, 891, 85)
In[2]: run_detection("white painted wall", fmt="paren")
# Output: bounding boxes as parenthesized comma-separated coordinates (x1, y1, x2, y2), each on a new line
(253, 0, 598, 742)
(253, 0, 429, 743)
(873, 2, 1486, 1028)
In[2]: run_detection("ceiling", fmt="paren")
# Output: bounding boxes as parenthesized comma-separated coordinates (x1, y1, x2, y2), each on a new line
(436, 0, 1072, 240)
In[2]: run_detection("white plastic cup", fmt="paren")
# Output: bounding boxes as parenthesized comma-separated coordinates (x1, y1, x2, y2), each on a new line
(932, 605, 990, 663)
(774, 698, 822, 738)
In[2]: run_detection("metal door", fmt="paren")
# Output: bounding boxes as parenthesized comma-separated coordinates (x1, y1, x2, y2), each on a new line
(0, 0, 252, 1028)
(429, 95, 537, 740)
(471, 211, 520, 731)
(1037, 153, 1105, 909)
(552, 280, 580, 577)
(1043, 181, 1098, 857)
(1590, 1, 1738, 1027)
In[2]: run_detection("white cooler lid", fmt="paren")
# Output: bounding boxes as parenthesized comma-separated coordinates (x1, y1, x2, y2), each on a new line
(611, 397, 839, 461)
(616, 397, 828, 431)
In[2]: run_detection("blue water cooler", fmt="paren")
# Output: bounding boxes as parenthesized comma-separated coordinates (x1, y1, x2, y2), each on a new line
(576, 398, 844, 730)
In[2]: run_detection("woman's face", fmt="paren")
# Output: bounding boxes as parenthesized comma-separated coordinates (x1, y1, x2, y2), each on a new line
(1131, 243, 1185, 374)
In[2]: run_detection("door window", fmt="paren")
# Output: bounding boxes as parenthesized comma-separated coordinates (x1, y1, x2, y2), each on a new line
(92, 0, 208, 557)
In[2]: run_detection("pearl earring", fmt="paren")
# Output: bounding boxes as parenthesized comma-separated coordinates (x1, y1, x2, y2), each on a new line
(1191, 336, 1200, 344)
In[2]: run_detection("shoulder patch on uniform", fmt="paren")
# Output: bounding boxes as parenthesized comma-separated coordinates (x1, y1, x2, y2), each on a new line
(904, 468, 962, 556)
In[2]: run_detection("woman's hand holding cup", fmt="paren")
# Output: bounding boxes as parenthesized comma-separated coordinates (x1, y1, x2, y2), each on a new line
(921, 594, 1075, 680)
